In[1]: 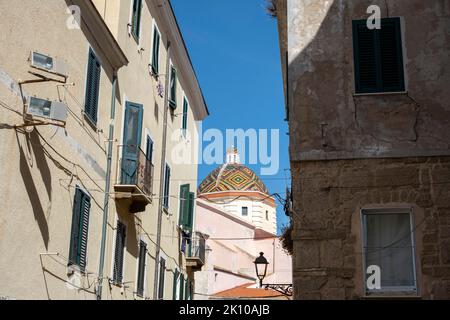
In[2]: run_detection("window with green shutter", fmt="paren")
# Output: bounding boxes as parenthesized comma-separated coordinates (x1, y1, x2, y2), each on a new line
(151, 25, 161, 76)
(131, 0, 142, 41)
(158, 258, 166, 300)
(84, 49, 101, 125)
(353, 18, 405, 94)
(113, 221, 126, 285)
(179, 184, 190, 227)
(163, 164, 171, 209)
(68, 187, 91, 272)
(179, 273, 185, 300)
(172, 269, 179, 300)
(169, 66, 177, 109)
(136, 240, 147, 297)
(182, 97, 188, 134)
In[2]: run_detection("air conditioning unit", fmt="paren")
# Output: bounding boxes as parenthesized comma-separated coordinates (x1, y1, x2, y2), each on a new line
(27, 96, 68, 123)
(30, 51, 67, 77)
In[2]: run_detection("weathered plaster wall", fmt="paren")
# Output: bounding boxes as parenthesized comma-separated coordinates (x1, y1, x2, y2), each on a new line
(291, 156, 450, 299)
(287, 0, 450, 161)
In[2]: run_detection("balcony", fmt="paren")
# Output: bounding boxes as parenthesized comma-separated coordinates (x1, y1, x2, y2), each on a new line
(186, 233, 206, 271)
(114, 145, 154, 213)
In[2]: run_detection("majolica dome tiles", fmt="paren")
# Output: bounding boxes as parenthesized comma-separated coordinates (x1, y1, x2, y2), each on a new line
(198, 163, 270, 195)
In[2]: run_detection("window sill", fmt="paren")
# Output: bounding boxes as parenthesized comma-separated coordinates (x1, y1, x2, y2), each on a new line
(353, 91, 408, 97)
(83, 113, 98, 131)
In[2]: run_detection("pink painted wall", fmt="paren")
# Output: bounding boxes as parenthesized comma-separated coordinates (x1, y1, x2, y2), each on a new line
(194, 199, 292, 298)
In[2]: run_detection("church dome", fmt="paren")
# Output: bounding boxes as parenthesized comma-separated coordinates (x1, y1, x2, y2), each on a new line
(198, 148, 270, 195)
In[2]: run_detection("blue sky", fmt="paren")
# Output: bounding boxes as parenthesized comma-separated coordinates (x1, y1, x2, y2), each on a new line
(171, 0, 290, 234)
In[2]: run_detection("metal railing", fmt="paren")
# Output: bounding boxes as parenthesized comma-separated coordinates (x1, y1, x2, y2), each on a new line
(116, 145, 154, 197)
(188, 233, 206, 265)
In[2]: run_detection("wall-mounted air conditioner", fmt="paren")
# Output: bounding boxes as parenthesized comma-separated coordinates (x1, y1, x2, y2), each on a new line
(27, 96, 68, 123)
(30, 51, 67, 77)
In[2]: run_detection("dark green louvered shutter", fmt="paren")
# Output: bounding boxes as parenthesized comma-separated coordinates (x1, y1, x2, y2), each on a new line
(172, 269, 179, 300)
(113, 221, 126, 284)
(185, 279, 190, 300)
(186, 192, 195, 230)
(182, 98, 188, 132)
(84, 49, 101, 124)
(179, 273, 184, 300)
(152, 28, 160, 75)
(68, 188, 91, 271)
(78, 194, 91, 271)
(136, 240, 147, 296)
(353, 18, 404, 93)
(163, 164, 171, 209)
(179, 184, 190, 227)
(158, 258, 166, 299)
(169, 66, 177, 108)
(379, 18, 405, 92)
(131, 0, 142, 40)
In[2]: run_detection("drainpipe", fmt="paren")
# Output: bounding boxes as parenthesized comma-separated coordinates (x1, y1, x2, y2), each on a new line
(96, 72, 118, 300)
(153, 40, 171, 300)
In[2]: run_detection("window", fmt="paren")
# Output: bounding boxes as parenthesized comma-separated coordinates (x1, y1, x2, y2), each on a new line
(158, 257, 166, 300)
(163, 163, 171, 209)
(169, 66, 177, 108)
(179, 273, 185, 300)
(84, 49, 101, 124)
(146, 135, 153, 164)
(136, 240, 147, 297)
(179, 185, 194, 230)
(353, 18, 405, 94)
(266, 210, 269, 221)
(151, 23, 161, 76)
(68, 187, 91, 272)
(131, 0, 142, 41)
(242, 207, 248, 217)
(113, 221, 126, 285)
(182, 97, 188, 135)
(362, 208, 417, 295)
(172, 269, 179, 300)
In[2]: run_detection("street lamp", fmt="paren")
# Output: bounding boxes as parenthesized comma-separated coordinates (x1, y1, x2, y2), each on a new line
(253, 252, 293, 297)
(254, 252, 269, 287)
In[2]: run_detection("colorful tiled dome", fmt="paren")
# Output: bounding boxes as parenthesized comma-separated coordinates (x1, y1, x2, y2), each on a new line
(198, 148, 269, 195)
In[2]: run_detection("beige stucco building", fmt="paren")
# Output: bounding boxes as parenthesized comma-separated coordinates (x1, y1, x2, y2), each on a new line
(276, 0, 450, 299)
(0, 0, 208, 300)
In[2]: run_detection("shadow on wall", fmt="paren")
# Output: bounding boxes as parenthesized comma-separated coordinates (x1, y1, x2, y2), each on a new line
(16, 131, 50, 250)
(287, 0, 450, 159)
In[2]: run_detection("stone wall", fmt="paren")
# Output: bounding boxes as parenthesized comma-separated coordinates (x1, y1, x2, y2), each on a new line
(291, 156, 450, 299)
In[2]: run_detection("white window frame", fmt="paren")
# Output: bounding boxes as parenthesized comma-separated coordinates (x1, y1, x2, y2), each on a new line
(360, 207, 418, 296)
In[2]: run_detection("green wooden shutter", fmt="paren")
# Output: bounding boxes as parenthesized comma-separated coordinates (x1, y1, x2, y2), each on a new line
(172, 269, 179, 300)
(152, 29, 160, 75)
(131, 0, 142, 40)
(379, 18, 405, 92)
(136, 240, 147, 296)
(158, 258, 166, 299)
(184, 279, 189, 300)
(69, 188, 82, 266)
(78, 193, 91, 271)
(169, 66, 177, 108)
(179, 184, 190, 226)
(179, 273, 185, 300)
(68, 188, 90, 271)
(84, 49, 101, 124)
(353, 20, 378, 93)
(113, 221, 126, 284)
(186, 192, 195, 230)
(182, 98, 188, 132)
(163, 164, 171, 209)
